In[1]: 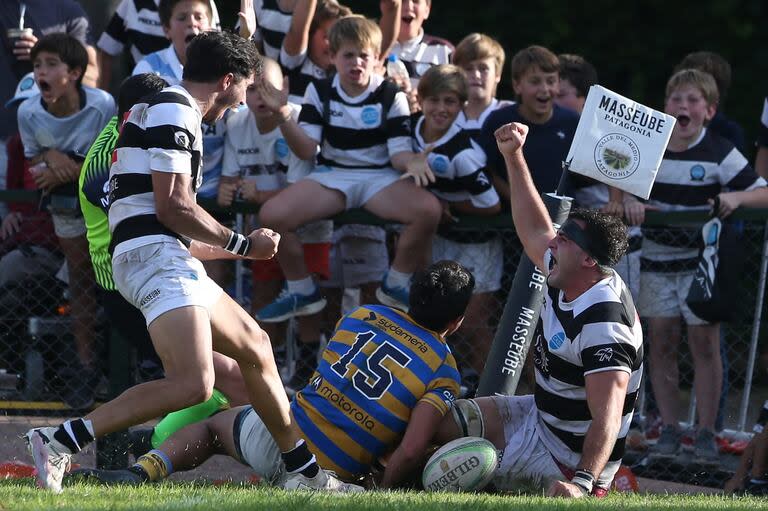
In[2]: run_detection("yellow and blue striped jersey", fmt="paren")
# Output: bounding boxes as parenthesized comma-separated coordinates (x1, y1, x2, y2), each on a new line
(292, 304, 460, 480)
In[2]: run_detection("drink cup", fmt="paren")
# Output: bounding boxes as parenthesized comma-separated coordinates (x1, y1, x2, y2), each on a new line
(7, 27, 33, 58)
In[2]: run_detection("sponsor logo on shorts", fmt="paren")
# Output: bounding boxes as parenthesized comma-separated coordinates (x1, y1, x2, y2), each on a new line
(361, 105, 380, 126)
(140, 288, 161, 307)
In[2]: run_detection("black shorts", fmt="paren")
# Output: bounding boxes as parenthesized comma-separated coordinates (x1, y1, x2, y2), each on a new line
(100, 288, 159, 364)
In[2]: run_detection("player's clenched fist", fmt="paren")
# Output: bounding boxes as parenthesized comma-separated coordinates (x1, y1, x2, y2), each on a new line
(246, 228, 280, 259)
(494, 122, 529, 156)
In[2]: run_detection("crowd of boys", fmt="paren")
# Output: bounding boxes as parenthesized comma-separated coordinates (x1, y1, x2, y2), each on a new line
(2, 0, 768, 497)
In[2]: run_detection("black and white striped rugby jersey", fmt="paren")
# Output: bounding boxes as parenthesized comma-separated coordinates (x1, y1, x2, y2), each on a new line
(253, 0, 292, 60)
(411, 115, 497, 209)
(98, 0, 221, 64)
(533, 251, 643, 485)
(298, 74, 412, 169)
(280, 49, 327, 107)
(391, 32, 453, 87)
(108, 85, 203, 257)
(641, 128, 765, 269)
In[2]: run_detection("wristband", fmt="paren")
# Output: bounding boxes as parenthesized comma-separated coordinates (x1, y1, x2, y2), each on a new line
(571, 469, 595, 495)
(223, 231, 251, 257)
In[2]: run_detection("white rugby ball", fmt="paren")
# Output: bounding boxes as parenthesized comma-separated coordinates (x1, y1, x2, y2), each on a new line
(422, 437, 498, 492)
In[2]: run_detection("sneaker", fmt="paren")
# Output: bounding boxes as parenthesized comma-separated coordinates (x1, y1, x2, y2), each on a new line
(286, 361, 316, 397)
(650, 425, 681, 459)
(255, 287, 327, 323)
(743, 479, 768, 496)
(25, 428, 72, 493)
(375, 276, 409, 311)
(283, 469, 364, 492)
(67, 467, 146, 486)
(643, 413, 663, 445)
(692, 429, 719, 466)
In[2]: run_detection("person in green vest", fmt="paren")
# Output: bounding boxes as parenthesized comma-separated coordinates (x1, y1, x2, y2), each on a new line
(78, 72, 248, 452)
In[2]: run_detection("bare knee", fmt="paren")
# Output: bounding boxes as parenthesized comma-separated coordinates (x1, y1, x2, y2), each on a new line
(173, 370, 216, 408)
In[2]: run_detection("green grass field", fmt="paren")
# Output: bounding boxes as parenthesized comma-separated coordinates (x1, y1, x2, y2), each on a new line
(0, 481, 764, 511)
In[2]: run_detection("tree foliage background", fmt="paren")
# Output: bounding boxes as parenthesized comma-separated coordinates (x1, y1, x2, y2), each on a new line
(83, 0, 768, 159)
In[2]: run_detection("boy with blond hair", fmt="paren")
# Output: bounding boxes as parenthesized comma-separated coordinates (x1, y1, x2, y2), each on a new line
(451, 33, 511, 140)
(256, 15, 440, 316)
(413, 64, 501, 394)
(630, 69, 768, 465)
(479, 45, 579, 200)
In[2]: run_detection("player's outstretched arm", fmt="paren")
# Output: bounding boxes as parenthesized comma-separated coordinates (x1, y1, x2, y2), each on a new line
(380, 401, 443, 489)
(495, 122, 555, 270)
(548, 369, 629, 498)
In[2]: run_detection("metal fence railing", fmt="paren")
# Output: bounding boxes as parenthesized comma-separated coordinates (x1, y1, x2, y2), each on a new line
(1, 188, 767, 487)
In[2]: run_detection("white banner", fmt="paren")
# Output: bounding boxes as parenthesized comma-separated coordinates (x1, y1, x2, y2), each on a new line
(566, 85, 676, 199)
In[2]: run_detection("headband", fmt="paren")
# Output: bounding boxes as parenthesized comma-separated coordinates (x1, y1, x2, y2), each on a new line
(558, 219, 610, 267)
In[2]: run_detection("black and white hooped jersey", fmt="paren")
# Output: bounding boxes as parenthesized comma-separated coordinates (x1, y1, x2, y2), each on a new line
(299, 74, 412, 169)
(534, 250, 643, 485)
(412, 116, 497, 209)
(253, 0, 292, 61)
(108, 85, 203, 256)
(455, 98, 513, 142)
(280, 49, 328, 106)
(98, 0, 221, 63)
(759, 97, 768, 148)
(392, 31, 453, 87)
(642, 128, 766, 261)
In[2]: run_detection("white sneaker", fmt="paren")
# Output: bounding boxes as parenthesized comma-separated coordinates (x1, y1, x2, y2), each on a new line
(25, 427, 72, 493)
(283, 469, 364, 492)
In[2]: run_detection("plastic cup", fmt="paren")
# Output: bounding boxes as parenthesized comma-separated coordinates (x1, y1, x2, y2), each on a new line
(7, 27, 33, 57)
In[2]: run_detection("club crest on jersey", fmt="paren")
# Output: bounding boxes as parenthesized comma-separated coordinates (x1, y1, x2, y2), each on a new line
(361, 105, 380, 126)
(431, 155, 450, 175)
(275, 138, 289, 159)
(595, 347, 614, 362)
(690, 164, 705, 181)
(174, 131, 189, 149)
(548, 332, 566, 350)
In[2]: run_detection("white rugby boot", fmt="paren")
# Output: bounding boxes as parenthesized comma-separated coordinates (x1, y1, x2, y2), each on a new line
(24, 427, 73, 493)
(283, 468, 364, 492)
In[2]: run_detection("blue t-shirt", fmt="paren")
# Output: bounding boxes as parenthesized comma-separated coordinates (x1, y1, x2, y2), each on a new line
(479, 103, 579, 195)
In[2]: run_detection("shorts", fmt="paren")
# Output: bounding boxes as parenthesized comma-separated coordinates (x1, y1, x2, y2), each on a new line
(321, 236, 389, 288)
(52, 213, 87, 238)
(432, 236, 502, 294)
(112, 241, 223, 326)
(638, 270, 707, 325)
(233, 406, 284, 485)
(251, 242, 331, 282)
(305, 167, 400, 209)
(613, 243, 641, 302)
(489, 395, 566, 492)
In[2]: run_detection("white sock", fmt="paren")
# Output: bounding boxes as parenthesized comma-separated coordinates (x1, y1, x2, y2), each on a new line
(287, 277, 315, 296)
(385, 269, 412, 289)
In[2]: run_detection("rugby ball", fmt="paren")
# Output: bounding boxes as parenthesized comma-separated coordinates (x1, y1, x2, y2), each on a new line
(422, 437, 498, 492)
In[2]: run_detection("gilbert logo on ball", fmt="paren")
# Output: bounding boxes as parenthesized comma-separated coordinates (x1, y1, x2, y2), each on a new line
(566, 85, 675, 199)
(422, 437, 498, 492)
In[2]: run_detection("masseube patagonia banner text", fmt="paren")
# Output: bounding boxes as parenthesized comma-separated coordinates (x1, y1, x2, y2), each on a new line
(566, 85, 676, 199)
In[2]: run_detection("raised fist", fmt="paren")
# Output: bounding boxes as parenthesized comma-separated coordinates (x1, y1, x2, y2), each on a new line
(246, 228, 280, 260)
(494, 122, 529, 156)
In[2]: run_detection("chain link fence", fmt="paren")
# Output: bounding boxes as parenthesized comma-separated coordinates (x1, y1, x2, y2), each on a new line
(0, 191, 767, 488)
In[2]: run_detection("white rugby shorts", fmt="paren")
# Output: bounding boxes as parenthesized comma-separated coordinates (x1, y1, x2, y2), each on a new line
(112, 241, 223, 326)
